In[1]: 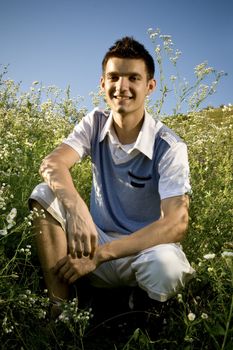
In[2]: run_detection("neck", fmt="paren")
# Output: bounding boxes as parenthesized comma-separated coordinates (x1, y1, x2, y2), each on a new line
(113, 114, 144, 144)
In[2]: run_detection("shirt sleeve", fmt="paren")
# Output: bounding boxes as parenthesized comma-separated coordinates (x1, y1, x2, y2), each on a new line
(158, 141, 191, 200)
(63, 110, 94, 160)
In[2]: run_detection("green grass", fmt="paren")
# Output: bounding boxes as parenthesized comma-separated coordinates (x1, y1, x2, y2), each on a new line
(0, 77, 232, 349)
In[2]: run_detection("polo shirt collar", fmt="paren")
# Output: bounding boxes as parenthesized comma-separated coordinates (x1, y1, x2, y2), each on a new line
(134, 110, 162, 159)
(99, 110, 162, 160)
(99, 111, 115, 143)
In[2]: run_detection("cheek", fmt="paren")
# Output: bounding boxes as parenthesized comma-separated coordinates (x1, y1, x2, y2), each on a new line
(104, 91, 114, 105)
(134, 88, 147, 100)
(106, 86, 116, 98)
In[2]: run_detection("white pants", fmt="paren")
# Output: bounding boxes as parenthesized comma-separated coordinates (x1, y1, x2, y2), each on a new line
(30, 183, 195, 302)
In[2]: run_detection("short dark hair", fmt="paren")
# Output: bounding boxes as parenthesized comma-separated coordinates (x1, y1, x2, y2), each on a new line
(102, 36, 155, 80)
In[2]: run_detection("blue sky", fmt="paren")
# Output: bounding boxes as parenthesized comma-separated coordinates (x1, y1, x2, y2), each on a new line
(1, 0, 232, 115)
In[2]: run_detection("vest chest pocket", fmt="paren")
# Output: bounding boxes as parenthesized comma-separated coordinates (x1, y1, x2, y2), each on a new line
(128, 171, 152, 188)
(124, 170, 158, 220)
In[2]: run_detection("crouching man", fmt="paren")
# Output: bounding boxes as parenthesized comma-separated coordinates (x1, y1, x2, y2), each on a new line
(30, 36, 195, 314)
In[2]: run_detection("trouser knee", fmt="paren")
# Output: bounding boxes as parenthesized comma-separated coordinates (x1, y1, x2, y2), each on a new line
(132, 245, 193, 301)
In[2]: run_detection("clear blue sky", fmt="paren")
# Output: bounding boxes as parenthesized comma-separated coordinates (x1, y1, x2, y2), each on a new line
(1, 0, 232, 115)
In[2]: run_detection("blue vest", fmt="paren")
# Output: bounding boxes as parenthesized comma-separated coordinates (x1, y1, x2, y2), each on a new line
(90, 110, 180, 235)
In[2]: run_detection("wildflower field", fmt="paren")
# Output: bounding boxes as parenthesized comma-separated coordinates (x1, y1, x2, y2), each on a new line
(0, 26, 233, 348)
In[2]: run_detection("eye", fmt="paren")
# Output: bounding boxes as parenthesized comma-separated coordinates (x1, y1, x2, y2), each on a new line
(107, 74, 118, 82)
(129, 75, 140, 82)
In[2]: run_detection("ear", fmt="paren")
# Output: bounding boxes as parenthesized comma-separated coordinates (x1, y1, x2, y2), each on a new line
(147, 79, 156, 95)
(100, 76, 105, 92)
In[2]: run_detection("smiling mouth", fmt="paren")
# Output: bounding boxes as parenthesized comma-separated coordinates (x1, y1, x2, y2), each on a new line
(113, 95, 133, 100)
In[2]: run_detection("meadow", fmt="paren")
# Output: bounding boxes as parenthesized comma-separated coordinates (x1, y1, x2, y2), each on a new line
(0, 30, 232, 349)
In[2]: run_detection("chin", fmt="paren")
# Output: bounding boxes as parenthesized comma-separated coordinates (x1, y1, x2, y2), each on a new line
(114, 103, 129, 114)
(114, 107, 129, 116)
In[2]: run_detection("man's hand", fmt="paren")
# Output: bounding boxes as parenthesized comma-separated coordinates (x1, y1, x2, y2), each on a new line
(40, 143, 98, 259)
(53, 254, 99, 284)
(66, 203, 98, 259)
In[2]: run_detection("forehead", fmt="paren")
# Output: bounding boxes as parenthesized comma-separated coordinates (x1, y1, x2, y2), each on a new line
(104, 57, 147, 76)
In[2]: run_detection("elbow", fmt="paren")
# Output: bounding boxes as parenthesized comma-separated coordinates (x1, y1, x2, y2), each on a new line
(39, 156, 54, 180)
(175, 213, 189, 242)
(39, 158, 45, 177)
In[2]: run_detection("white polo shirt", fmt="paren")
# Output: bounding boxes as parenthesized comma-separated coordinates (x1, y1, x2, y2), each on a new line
(63, 108, 191, 200)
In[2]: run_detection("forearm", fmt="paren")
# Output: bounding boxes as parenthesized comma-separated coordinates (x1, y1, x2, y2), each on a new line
(40, 152, 87, 213)
(98, 221, 182, 263)
(40, 154, 98, 258)
(41, 160, 76, 207)
(97, 196, 189, 264)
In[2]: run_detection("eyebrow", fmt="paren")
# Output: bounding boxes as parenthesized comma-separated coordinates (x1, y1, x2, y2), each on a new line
(106, 72, 143, 78)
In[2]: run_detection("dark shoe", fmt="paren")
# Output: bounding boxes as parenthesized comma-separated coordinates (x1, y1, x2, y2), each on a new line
(50, 297, 63, 320)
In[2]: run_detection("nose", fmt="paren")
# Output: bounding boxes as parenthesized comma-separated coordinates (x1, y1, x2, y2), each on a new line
(115, 77, 129, 93)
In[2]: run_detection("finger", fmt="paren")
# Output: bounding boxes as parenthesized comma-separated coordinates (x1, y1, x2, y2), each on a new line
(75, 238, 83, 258)
(58, 263, 71, 279)
(63, 268, 75, 282)
(68, 273, 80, 284)
(83, 237, 91, 257)
(90, 234, 98, 259)
(57, 255, 74, 280)
(53, 256, 67, 273)
(68, 233, 76, 258)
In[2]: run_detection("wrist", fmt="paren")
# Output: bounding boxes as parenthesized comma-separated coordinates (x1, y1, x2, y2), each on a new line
(95, 242, 116, 264)
(95, 246, 105, 265)
(64, 193, 85, 213)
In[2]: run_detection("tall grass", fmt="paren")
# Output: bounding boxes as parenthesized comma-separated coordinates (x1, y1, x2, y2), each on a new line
(0, 37, 232, 349)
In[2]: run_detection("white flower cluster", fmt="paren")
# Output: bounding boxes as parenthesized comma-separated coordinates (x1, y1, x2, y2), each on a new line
(0, 207, 17, 236)
(57, 297, 93, 327)
(29, 207, 46, 219)
(148, 27, 181, 66)
(177, 293, 183, 303)
(221, 103, 232, 112)
(0, 207, 47, 237)
(187, 312, 196, 321)
(0, 184, 6, 210)
(194, 62, 215, 79)
(17, 289, 49, 319)
(19, 245, 32, 256)
(187, 311, 209, 322)
(0, 183, 13, 210)
(147, 27, 161, 41)
(221, 251, 233, 257)
(203, 251, 233, 260)
(203, 253, 216, 260)
(2, 315, 14, 334)
(1, 290, 50, 334)
(6, 208, 17, 228)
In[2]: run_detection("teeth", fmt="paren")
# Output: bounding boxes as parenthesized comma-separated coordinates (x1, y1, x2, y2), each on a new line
(114, 96, 131, 99)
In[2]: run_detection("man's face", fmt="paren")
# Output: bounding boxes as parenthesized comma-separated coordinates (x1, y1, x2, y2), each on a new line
(101, 57, 156, 118)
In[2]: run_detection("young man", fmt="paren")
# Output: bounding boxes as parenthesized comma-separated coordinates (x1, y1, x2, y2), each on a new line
(30, 37, 194, 310)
